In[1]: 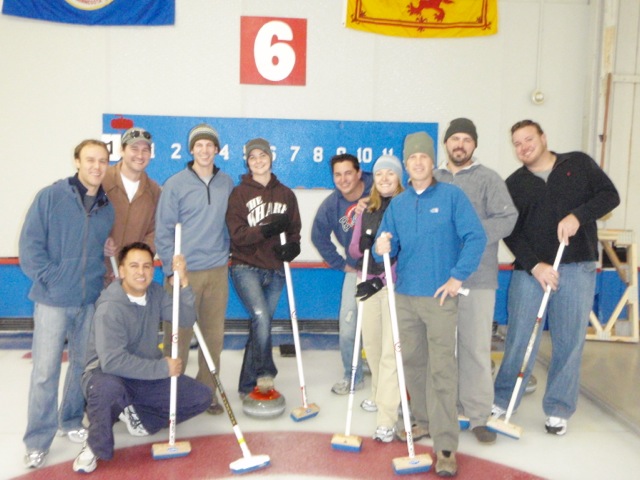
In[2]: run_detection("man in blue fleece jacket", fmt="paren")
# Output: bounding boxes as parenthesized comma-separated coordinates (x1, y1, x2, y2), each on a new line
(374, 131, 486, 477)
(20, 139, 114, 470)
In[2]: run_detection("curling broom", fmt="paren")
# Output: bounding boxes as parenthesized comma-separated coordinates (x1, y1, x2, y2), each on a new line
(193, 322, 270, 474)
(487, 241, 566, 439)
(280, 232, 320, 422)
(152, 223, 192, 459)
(331, 229, 373, 452)
(383, 246, 432, 474)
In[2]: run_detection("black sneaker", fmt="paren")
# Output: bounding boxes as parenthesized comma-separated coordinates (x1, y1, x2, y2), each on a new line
(472, 426, 497, 445)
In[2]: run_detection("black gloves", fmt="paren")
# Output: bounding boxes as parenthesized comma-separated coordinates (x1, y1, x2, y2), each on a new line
(359, 232, 375, 253)
(260, 213, 290, 238)
(355, 277, 384, 301)
(273, 242, 301, 262)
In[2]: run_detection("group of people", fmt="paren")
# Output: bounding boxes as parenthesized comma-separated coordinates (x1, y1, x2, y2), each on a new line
(19, 117, 619, 477)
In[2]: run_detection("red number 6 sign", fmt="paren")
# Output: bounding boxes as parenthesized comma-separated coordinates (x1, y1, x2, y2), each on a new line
(240, 16, 307, 86)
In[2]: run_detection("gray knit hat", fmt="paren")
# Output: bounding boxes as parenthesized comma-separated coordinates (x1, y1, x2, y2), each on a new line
(444, 118, 478, 145)
(245, 138, 273, 162)
(373, 154, 403, 179)
(121, 127, 152, 147)
(188, 123, 220, 151)
(403, 132, 436, 165)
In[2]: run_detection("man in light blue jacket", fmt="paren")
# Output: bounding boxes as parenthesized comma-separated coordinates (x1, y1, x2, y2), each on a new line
(155, 123, 233, 415)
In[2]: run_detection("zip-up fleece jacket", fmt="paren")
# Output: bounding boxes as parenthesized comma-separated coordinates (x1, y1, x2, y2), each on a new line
(226, 173, 301, 270)
(372, 181, 487, 297)
(83, 281, 196, 381)
(155, 162, 234, 276)
(102, 161, 161, 254)
(504, 151, 620, 271)
(19, 176, 114, 307)
(434, 162, 517, 289)
(311, 172, 373, 271)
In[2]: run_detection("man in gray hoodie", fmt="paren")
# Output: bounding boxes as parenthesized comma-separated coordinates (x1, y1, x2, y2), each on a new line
(434, 118, 517, 444)
(72, 242, 212, 473)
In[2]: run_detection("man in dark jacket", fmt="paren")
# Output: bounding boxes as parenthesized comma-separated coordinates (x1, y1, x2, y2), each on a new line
(493, 120, 620, 436)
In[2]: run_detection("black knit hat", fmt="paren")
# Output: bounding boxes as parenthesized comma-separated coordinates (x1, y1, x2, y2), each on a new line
(444, 118, 478, 145)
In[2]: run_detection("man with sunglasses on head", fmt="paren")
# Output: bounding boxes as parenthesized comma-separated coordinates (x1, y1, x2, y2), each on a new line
(102, 127, 161, 284)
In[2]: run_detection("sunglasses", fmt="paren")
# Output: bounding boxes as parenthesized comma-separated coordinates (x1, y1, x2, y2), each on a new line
(123, 129, 152, 144)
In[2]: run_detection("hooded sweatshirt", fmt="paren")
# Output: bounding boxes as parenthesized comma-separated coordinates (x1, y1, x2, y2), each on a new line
(226, 173, 301, 270)
(83, 281, 196, 381)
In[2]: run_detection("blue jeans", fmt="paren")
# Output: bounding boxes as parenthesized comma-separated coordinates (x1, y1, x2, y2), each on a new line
(231, 265, 285, 394)
(23, 303, 94, 452)
(494, 262, 596, 419)
(339, 271, 362, 384)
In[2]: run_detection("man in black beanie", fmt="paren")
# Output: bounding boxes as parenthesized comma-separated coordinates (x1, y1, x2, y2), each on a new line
(435, 118, 517, 445)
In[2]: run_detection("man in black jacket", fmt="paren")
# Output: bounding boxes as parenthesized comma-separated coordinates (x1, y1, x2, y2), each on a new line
(492, 120, 620, 436)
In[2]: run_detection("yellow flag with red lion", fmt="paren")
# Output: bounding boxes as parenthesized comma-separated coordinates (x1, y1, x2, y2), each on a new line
(345, 0, 498, 38)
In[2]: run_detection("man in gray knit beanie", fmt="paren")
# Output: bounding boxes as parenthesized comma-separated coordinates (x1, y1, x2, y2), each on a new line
(434, 118, 517, 446)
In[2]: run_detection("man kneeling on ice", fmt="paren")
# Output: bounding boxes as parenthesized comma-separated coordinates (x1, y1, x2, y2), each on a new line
(73, 242, 212, 473)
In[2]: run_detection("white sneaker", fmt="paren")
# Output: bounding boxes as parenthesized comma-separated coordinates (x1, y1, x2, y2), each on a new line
(24, 450, 47, 469)
(119, 405, 149, 437)
(373, 425, 394, 443)
(331, 379, 364, 395)
(257, 376, 274, 393)
(57, 428, 88, 444)
(360, 399, 377, 412)
(73, 442, 97, 473)
(545, 416, 568, 436)
(490, 404, 507, 418)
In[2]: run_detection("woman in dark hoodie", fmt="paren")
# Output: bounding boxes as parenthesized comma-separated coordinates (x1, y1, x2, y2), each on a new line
(225, 138, 302, 399)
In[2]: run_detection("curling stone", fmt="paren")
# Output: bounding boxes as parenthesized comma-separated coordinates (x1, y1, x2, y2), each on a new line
(242, 387, 286, 419)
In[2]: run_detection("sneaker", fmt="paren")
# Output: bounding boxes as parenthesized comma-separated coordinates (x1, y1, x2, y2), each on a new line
(73, 442, 97, 473)
(119, 405, 149, 437)
(435, 450, 457, 477)
(24, 450, 47, 469)
(58, 428, 88, 444)
(360, 399, 378, 412)
(472, 425, 497, 445)
(257, 376, 274, 393)
(395, 423, 430, 442)
(373, 425, 394, 443)
(207, 402, 224, 415)
(545, 416, 568, 436)
(490, 404, 507, 419)
(525, 375, 538, 395)
(331, 378, 364, 395)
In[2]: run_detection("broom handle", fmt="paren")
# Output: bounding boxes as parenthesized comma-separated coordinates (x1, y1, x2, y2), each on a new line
(505, 241, 565, 421)
(168, 223, 182, 446)
(384, 249, 416, 459)
(193, 322, 253, 459)
(110, 256, 119, 279)
(344, 230, 371, 437)
(280, 233, 309, 408)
